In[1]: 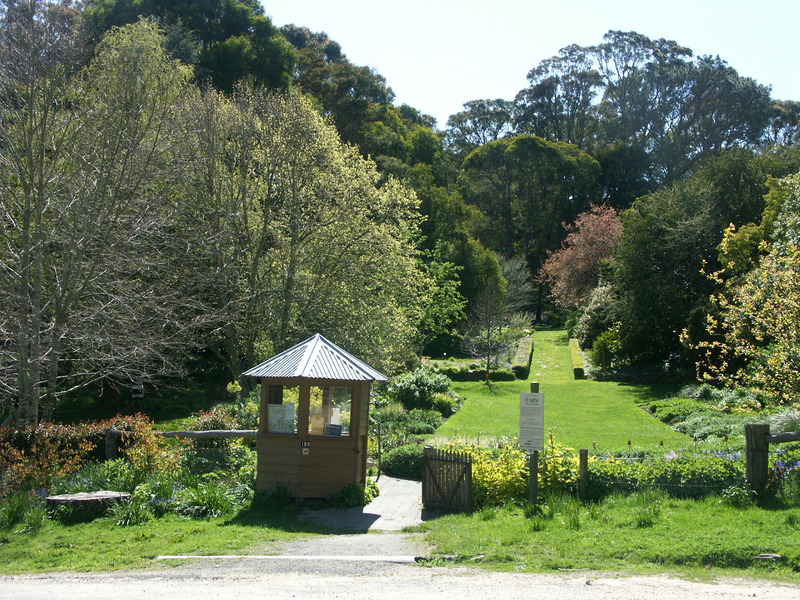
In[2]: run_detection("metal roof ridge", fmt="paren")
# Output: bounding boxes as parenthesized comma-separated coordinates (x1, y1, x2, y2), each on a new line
(242, 333, 387, 381)
(297, 333, 324, 377)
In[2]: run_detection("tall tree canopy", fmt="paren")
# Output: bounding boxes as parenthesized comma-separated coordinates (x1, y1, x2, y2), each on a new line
(0, 12, 199, 426)
(511, 30, 774, 184)
(459, 135, 602, 317)
(82, 0, 296, 90)
(181, 87, 431, 382)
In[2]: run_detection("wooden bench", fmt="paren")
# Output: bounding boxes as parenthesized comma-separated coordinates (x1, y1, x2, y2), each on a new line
(45, 491, 130, 513)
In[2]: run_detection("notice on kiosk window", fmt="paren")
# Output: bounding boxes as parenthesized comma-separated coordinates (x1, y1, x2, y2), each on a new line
(519, 392, 544, 452)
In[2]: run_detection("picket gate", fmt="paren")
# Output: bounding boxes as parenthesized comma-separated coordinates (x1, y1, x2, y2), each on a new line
(422, 446, 473, 512)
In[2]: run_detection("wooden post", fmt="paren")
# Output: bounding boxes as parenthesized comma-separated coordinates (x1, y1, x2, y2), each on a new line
(528, 382, 541, 504)
(745, 423, 770, 495)
(105, 429, 120, 460)
(579, 448, 588, 502)
(529, 450, 539, 504)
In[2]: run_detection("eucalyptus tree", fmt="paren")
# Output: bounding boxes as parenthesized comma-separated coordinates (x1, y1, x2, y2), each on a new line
(514, 44, 602, 148)
(512, 31, 775, 184)
(0, 10, 198, 425)
(445, 99, 515, 158)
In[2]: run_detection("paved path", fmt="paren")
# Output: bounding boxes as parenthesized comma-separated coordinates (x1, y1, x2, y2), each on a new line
(297, 475, 427, 531)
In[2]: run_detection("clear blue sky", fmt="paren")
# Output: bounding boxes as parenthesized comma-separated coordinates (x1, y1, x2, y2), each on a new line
(262, 0, 799, 128)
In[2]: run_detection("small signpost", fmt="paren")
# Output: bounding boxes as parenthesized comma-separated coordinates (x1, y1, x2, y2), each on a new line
(520, 382, 544, 504)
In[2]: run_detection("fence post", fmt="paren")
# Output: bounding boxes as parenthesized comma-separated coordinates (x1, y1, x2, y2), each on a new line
(745, 423, 770, 495)
(579, 448, 588, 502)
(529, 450, 539, 504)
(105, 429, 120, 460)
(527, 381, 541, 504)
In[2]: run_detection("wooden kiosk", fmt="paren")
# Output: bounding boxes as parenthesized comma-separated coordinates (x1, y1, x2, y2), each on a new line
(242, 334, 387, 498)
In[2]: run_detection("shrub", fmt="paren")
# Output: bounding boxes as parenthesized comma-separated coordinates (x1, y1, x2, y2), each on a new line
(432, 393, 458, 417)
(371, 402, 408, 424)
(55, 458, 138, 494)
(589, 324, 622, 371)
(720, 484, 756, 508)
(109, 493, 154, 527)
(453, 443, 529, 508)
(381, 443, 425, 479)
(436, 365, 516, 382)
(569, 338, 585, 379)
(390, 365, 453, 412)
(511, 337, 534, 379)
(0, 430, 95, 499)
(405, 421, 435, 435)
(588, 453, 745, 500)
(186, 405, 237, 449)
(121, 417, 182, 487)
(180, 443, 255, 476)
(327, 479, 380, 508)
(408, 409, 443, 429)
(174, 479, 237, 519)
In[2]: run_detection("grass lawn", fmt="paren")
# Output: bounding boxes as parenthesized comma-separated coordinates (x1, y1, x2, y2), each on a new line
(437, 329, 688, 452)
(0, 495, 323, 574)
(414, 491, 800, 581)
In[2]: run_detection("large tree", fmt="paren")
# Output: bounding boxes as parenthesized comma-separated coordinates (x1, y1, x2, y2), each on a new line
(82, 0, 296, 91)
(181, 87, 431, 382)
(509, 30, 775, 184)
(460, 135, 602, 318)
(0, 12, 199, 425)
(445, 99, 515, 158)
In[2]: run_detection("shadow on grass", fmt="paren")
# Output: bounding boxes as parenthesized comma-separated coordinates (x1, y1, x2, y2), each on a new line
(222, 493, 337, 534)
(614, 381, 682, 402)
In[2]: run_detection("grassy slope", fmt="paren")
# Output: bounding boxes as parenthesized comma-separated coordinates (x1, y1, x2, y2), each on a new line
(438, 329, 688, 451)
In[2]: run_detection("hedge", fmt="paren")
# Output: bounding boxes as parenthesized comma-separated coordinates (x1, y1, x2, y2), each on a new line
(381, 443, 425, 479)
(436, 365, 516, 382)
(511, 337, 534, 379)
(569, 338, 585, 379)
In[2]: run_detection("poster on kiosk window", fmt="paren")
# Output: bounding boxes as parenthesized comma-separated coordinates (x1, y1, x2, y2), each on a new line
(520, 392, 544, 453)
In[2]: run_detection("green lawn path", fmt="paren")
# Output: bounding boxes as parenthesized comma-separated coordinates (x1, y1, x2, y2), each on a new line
(438, 329, 689, 451)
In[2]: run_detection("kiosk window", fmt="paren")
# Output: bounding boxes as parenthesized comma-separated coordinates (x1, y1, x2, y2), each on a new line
(309, 386, 352, 436)
(266, 385, 298, 433)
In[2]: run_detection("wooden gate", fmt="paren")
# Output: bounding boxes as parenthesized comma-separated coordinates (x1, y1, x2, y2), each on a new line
(422, 446, 473, 512)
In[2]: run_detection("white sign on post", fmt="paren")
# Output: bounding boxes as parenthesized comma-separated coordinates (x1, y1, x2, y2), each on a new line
(520, 392, 544, 453)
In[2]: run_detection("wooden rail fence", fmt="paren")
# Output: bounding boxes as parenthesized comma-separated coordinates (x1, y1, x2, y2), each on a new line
(104, 428, 257, 459)
(745, 423, 800, 495)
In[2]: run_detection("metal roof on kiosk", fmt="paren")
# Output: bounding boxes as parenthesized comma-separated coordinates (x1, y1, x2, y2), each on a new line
(242, 334, 388, 382)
